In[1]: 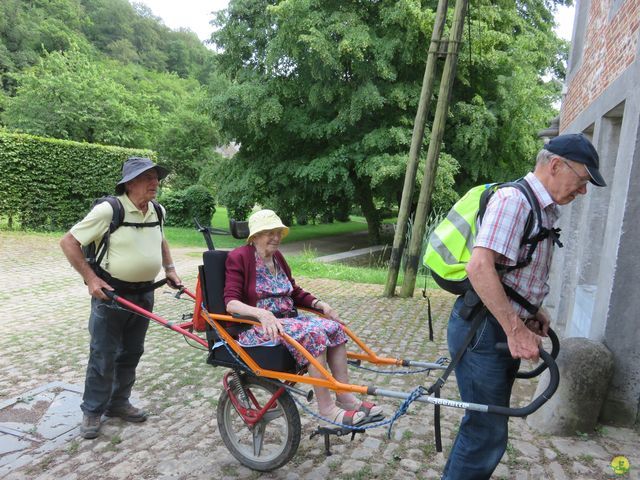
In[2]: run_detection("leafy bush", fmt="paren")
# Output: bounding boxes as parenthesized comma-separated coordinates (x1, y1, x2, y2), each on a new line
(0, 131, 153, 231)
(159, 184, 216, 227)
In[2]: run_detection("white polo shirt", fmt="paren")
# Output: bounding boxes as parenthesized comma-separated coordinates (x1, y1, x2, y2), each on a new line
(71, 194, 165, 282)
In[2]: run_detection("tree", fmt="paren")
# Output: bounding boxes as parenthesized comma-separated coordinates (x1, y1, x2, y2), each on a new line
(0, 0, 223, 192)
(444, 0, 570, 189)
(209, 0, 567, 241)
(0, 0, 89, 94)
(2, 40, 224, 188)
(210, 0, 448, 240)
(156, 97, 222, 189)
(2, 48, 160, 147)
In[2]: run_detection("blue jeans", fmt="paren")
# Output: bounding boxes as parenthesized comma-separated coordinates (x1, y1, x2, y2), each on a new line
(441, 297, 520, 480)
(81, 292, 152, 415)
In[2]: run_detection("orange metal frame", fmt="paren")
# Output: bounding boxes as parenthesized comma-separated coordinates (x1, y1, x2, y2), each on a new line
(185, 277, 407, 395)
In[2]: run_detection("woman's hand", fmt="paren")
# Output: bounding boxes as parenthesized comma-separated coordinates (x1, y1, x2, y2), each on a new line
(257, 310, 285, 341)
(317, 301, 343, 324)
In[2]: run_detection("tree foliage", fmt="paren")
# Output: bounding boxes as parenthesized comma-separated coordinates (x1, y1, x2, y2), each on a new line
(0, 0, 216, 89)
(208, 0, 567, 241)
(210, 0, 461, 242)
(158, 184, 216, 227)
(0, 0, 223, 190)
(445, 0, 570, 188)
(2, 48, 162, 147)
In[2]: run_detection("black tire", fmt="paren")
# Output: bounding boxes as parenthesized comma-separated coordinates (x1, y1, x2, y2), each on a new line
(217, 374, 301, 471)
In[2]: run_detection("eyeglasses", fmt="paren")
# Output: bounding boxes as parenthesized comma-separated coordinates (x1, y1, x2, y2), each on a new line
(562, 160, 590, 186)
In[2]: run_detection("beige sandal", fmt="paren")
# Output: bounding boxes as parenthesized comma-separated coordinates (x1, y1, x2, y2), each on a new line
(336, 400, 383, 418)
(326, 406, 366, 426)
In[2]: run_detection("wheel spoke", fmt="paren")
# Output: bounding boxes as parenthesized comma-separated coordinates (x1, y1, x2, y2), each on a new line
(252, 421, 266, 456)
(217, 375, 301, 471)
(262, 409, 284, 422)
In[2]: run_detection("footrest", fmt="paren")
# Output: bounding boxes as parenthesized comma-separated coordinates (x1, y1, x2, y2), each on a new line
(310, 425, 366, 456)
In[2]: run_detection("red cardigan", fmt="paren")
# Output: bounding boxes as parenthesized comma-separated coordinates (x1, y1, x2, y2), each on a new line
(224, 244, 317, 309)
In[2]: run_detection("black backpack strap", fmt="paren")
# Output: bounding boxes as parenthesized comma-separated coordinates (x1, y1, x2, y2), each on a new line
(502, 283, 538, 316)
(120, 200, 164, 230)
(94, 196, 124, 268)
(152, 200, 164, 231)
(508, 179, 562, 271)
(512, 179, 541, 242)
(93, 198, 164, 275)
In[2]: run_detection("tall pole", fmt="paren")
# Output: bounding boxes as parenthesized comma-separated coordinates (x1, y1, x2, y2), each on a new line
(383, 0, 449, 297)
(399, 0, 469, 297)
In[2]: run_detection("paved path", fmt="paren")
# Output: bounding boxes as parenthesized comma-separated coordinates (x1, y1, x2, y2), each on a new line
(0, 231, 638, 480)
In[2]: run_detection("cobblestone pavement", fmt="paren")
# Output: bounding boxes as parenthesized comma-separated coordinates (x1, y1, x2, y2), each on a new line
(1, 231, 638, 480)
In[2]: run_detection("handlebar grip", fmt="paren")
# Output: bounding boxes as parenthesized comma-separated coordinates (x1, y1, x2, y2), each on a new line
(495, 327, 559, 379)
(489, 345, 559, 417)
(515, 328, 559, 379)
(102, 288, 116, 300)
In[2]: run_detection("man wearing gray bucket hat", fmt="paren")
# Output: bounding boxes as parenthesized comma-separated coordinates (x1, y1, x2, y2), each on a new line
(60, 156, 182, 439)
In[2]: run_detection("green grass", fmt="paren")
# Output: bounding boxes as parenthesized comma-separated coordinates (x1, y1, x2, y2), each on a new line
(286, 249, 437, 287)
(163, 207, 369, 249)
(0, 207, 369, 249)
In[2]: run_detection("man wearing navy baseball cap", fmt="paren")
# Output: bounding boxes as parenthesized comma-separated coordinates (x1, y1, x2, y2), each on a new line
(543, 133, 606, 187)
(442, 132, 606, 480)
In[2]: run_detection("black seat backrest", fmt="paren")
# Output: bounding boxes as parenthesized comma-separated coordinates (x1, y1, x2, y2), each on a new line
(200, 249, 298, 373)
(201, 250, 228, 314)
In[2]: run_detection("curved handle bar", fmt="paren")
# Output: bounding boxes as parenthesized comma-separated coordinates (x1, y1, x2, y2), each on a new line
(194, 217, 215, 251)
(515, 327, 560, 379)
(490, 344, 559, 417)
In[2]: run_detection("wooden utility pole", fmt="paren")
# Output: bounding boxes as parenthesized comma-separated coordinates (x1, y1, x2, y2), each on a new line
(399, 0, 469, 297)
(383, 0, 449, 297)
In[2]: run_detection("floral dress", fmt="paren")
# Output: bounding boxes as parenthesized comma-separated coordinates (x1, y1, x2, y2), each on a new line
(237, 252, 348, 365)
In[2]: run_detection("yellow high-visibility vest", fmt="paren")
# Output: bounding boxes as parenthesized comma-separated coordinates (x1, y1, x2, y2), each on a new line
(423, 184, 494, 293)
(424, 178, 553, 295)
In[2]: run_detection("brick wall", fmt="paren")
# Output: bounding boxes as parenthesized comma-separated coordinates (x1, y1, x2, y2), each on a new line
(561, 0, 640, 128)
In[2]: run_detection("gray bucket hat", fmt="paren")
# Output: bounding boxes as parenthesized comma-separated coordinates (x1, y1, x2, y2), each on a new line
(115, 157, 170, 194)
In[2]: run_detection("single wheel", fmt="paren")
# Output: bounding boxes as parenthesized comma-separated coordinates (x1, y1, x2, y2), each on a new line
(217, 373, 301, 471)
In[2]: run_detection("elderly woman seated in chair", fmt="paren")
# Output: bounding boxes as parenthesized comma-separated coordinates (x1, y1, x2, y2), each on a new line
(224, 209, 383, 426)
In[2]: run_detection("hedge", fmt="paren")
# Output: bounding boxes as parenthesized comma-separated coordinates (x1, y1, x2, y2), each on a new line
(158, 184, 216, 228)
(0, 131, 155, 230)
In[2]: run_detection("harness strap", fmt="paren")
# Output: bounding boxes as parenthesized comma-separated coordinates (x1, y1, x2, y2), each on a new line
(120, 221, 162, 228)
(94, 265, 167, 294)
(427, 291, 486, 451)
(503, 283, 538, 316)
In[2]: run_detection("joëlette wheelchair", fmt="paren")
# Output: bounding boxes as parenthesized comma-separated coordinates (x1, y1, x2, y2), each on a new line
(104, 221, 560, 472)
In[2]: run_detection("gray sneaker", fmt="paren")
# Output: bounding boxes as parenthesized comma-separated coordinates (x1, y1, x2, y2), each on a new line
(105, 403, 147, 423)
(80, 414, 101, 439)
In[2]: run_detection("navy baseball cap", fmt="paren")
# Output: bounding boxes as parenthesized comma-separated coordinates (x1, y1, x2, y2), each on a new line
(544, 133, 606, 187)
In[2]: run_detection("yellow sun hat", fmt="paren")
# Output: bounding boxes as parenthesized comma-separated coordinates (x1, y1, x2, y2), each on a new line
(247, 209, 290, 243)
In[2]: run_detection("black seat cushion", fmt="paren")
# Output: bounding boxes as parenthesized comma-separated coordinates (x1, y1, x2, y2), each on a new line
(207, 343, 297, 372)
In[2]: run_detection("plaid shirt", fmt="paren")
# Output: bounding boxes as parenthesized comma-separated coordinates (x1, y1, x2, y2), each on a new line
(474, 172, 559, 318)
